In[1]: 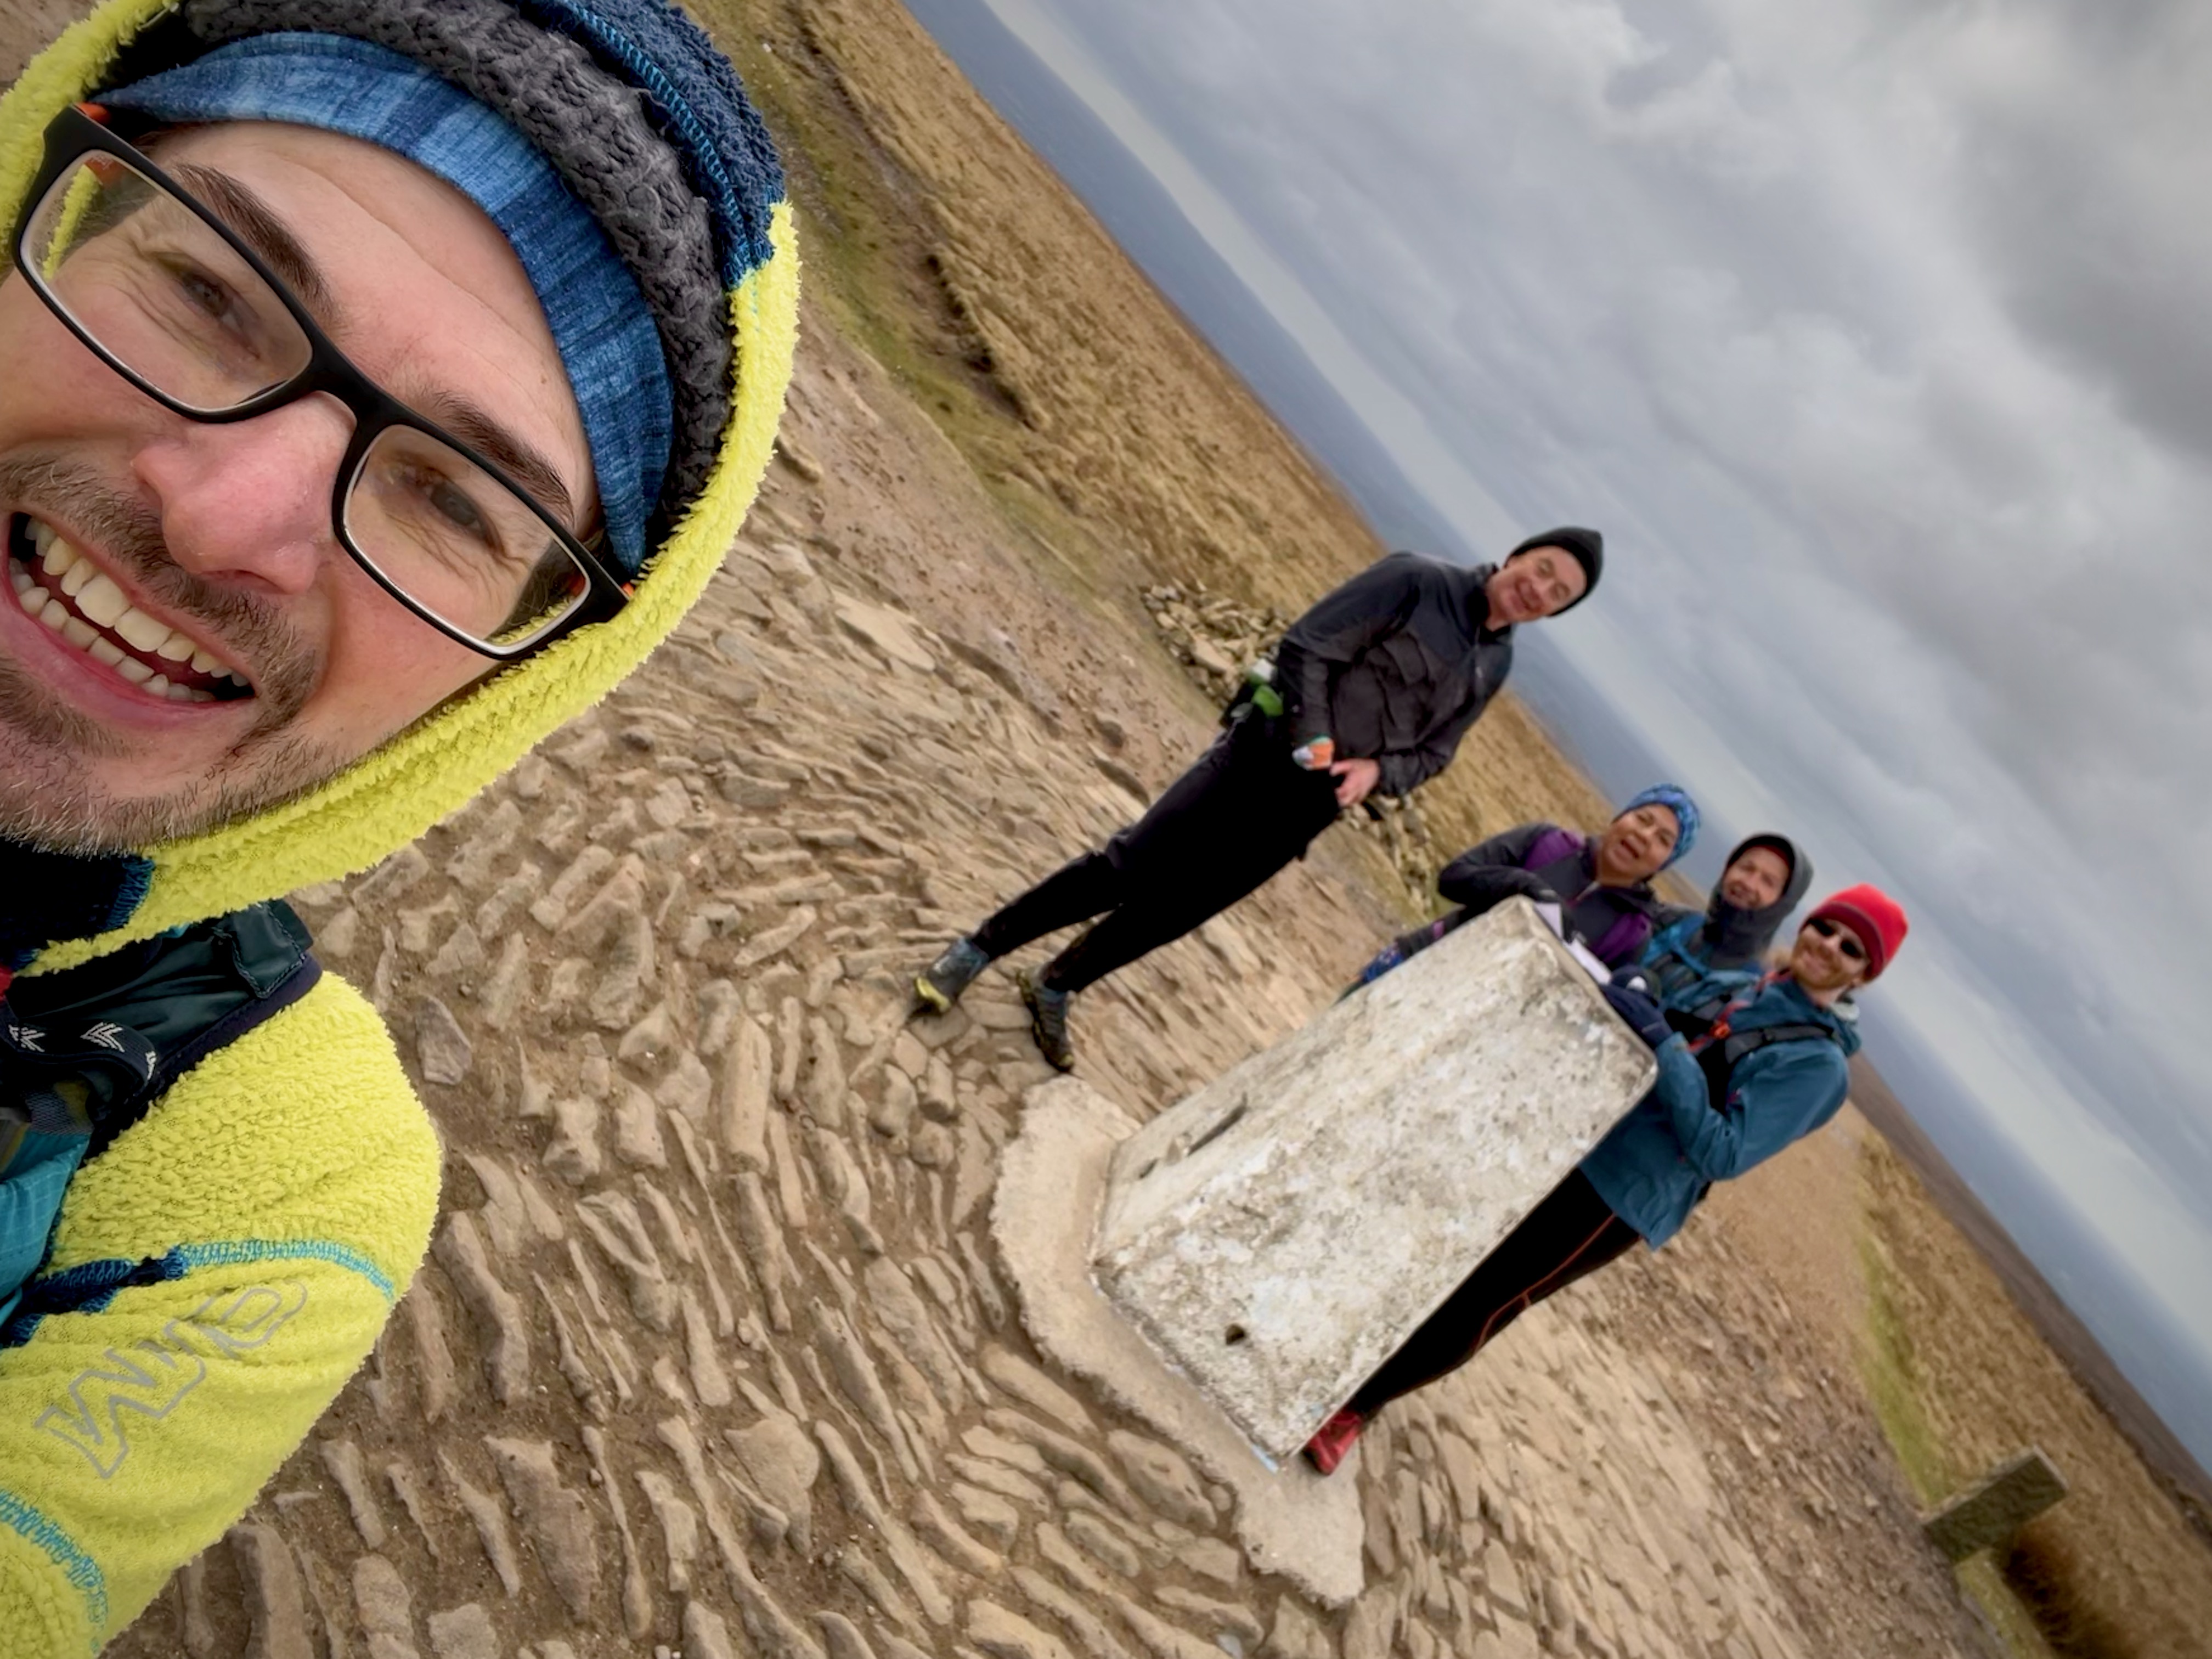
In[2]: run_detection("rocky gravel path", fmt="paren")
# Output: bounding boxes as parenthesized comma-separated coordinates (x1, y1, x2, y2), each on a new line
(104, 324, 1994, 1659)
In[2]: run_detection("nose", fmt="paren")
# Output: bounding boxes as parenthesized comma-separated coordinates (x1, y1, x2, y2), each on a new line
(133, 395, 353, 597)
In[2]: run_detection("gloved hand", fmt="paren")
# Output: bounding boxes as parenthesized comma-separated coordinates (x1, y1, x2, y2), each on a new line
(1291, 736, 1336, 771)
(1601, 980, 1673, 1050)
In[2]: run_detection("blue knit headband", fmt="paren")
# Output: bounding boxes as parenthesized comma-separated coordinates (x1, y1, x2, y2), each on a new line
(105, 32, 670, 573)
(1620, 784, 1701, 868)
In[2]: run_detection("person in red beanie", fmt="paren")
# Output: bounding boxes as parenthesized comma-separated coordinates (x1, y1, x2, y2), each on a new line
(1304, 884, 1907, 1474)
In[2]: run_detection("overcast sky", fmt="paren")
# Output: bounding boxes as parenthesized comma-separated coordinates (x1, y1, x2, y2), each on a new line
(919, 0, 2212, 1464)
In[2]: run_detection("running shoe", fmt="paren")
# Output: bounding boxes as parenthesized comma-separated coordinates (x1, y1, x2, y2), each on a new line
(1018, 970, 1077, 1071)
(1302, 1408, 1364, 1475)
(915, 937, 990, 1014)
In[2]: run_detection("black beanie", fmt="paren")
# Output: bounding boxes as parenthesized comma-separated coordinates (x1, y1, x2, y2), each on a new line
(1505, 527, 1604, 614)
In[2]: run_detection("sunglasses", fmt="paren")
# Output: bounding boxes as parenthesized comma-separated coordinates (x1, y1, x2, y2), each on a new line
(1808, 916, 1867, 961)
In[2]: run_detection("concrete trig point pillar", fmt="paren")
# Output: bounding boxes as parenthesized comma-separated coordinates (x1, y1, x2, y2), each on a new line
(1090, 898, 1657, 1462)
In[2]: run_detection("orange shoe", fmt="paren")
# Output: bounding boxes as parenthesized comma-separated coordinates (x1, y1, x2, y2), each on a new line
(1302, 1408, 1364, 1475)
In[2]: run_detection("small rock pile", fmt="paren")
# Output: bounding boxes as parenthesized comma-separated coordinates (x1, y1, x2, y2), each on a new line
(1141, 583, 1448, 915)
(1141, 582, 1288, 706)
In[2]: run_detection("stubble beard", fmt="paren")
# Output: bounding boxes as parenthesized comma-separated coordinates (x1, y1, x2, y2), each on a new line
(0, 454, 335, 854)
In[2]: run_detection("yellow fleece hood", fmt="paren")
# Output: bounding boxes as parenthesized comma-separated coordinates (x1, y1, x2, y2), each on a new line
(2, 0, 798, 976)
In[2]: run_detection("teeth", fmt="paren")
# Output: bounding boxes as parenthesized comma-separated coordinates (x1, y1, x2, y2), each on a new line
(15, 533, 242, 697)
(113, 605, 171, 653)
(75, 573, 127, 628)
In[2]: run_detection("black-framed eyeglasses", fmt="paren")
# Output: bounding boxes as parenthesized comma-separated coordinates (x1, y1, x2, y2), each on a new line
(9, 103, 629, 661)
(1807, 916, 1866, 961)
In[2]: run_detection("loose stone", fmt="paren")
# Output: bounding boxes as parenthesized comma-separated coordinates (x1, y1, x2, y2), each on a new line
(1065, 1509, 1146, 1578)
(1010, 1564, 1139, 1659)
(1104, 1430, 1212, 1528)
(484, 1437, 602, 1621)
(967, 1599, 1077, 1659)
(228, 1522, 313, 1659)
(431, 1214, 531, 1406)
(1263, 1600, 1336, 1659)
(949, 1480, 1023, 1549)
(352, 1555, 420, 1657)
(911, 1486, 1005, 1576)
(425, 1604, 500, 1659)
(414, 996, 475, 1086)
(384, 1458, 443, 1559)
(318, 1437, 387, 1549)
(439, 1451, 524, 1598)
(981, 1345, 1095, 1436)
(1172, 1535, 1243, 1592)
(575, 1190, 679, 1332)
(637, 1470, 702, 1594)
(983, 1408, 1132, 1510)
(817, 1610, 882, 1659)
(1154, 1588, 1263, 1650)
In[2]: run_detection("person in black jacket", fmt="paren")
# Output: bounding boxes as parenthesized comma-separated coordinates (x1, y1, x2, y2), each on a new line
(913, 529, 1602, 1068)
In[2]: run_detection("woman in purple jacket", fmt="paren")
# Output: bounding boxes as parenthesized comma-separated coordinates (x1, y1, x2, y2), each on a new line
(1351, 785, 1701, 989)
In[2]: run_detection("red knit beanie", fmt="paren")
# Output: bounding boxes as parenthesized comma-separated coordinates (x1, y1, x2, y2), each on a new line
(1807, 884, 1909, 980)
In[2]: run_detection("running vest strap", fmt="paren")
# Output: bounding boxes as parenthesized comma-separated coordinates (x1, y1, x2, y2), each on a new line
(7, 901, 320, 1162)
(1664, 981, 1842, 1111)
(0, 902, 321, 1344)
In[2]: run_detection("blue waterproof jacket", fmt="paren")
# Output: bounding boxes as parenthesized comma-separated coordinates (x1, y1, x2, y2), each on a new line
(1579, 969, 1860, 1246)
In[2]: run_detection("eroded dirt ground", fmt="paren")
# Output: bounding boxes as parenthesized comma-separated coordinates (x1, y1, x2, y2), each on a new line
(100, 312, 1998, 1659)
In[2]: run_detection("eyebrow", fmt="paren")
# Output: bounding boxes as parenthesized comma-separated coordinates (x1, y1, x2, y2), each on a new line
(172, 162, 584, 530)
(169, 162, 336, 314)
(417, 392, 579, 528)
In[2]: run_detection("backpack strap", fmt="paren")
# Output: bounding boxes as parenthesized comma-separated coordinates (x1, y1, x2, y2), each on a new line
(84, 905, 322, 1161)
(0, 905, 321, 1345)
(1692, 1019, 1842, 1114)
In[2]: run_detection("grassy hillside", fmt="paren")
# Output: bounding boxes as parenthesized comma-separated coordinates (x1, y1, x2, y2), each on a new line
(1860, 1138, 2212, 1658)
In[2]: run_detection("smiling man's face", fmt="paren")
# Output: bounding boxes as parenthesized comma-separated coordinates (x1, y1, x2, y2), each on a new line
(0, 120, 593, 851)
(1483, 544, 1587, 627)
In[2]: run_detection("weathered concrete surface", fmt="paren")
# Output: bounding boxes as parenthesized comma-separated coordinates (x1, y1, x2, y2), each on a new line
(1093, 899, 1657, 1459)
(1922, 1447, 2069, 1561)
(993, 1077, 1367, 1605)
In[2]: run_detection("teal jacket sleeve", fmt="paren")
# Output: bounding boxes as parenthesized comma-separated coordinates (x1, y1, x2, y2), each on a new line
(1656, 1036, 1849, 1182)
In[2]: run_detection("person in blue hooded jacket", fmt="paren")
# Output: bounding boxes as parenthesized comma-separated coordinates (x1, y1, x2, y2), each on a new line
(1304, 883, 1909, 1474)
(1638, 832, 1814, 998)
